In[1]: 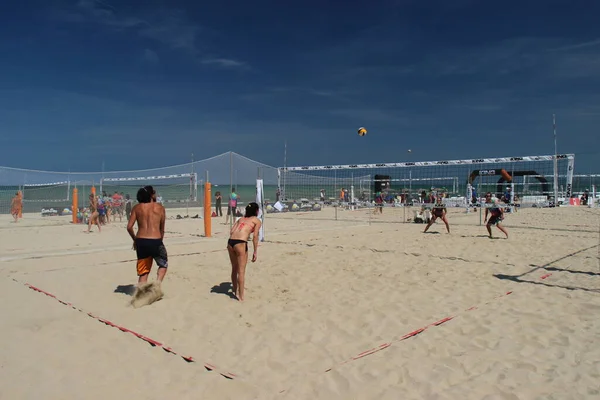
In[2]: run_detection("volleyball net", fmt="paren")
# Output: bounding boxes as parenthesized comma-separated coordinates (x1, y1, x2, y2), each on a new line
(275, 154, 577, 222)
(3, 152, 595, 220)
(0, 152, 279, 215)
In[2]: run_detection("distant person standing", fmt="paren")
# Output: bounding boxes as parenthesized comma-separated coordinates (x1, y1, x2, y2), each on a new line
(225, 188, 239, 224)
(112, 191, 123, 222)
(484, 192, 508, 239)
(87, 194, 101, 233)
(215, 191, 223, 216)
(373, 191, 383, 214)
(10, 191, 22, 222)
(125, 194, 133, 220)
(581, 190, 589, 206)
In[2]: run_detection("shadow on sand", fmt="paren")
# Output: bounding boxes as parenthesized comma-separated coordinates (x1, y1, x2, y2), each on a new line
(211, 282, 236, 299)
(114, 284, 137, 296)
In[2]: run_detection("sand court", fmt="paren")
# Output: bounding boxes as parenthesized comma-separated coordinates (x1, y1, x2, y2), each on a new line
(1, 206, 599, 399)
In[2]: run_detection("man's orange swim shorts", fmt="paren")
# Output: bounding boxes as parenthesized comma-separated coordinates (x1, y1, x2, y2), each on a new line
(135, 238, 168, 276)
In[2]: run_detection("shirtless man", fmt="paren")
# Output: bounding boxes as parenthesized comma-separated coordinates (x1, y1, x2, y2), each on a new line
(423, 195, 450, 233)
(227, 202, 262, 301)
(127, 185, 168, 285)
(87, 194, 101, 232)
(10, 192, 22, 222)
(484, 192, 508, 239)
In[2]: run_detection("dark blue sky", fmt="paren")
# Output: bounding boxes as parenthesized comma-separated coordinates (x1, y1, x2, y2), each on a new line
(1, 0, 599, 172)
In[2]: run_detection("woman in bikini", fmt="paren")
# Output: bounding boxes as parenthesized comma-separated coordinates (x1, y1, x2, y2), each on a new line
(423, 194, 450, 233)
(227, 202, 262, 302)
(87, 194, 101, 233)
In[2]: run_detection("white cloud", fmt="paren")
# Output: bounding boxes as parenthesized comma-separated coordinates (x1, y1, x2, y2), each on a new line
(548, 38, 600, 52)
(201, 58, 247, 68)
(58, 0, 246, 69)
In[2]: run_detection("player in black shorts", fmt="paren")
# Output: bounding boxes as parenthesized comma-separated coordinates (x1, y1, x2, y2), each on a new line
(484, 192, 508, 238)
(423, 195, 450, 234)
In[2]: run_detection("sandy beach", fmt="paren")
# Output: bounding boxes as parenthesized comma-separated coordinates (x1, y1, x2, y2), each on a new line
(1, 205, 599, 399)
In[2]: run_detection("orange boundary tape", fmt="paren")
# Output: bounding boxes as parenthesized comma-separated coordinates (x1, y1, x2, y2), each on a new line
(16, 279, 239, 380)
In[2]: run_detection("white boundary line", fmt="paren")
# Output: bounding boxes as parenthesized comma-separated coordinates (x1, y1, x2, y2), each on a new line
(0, 224, 371, 262)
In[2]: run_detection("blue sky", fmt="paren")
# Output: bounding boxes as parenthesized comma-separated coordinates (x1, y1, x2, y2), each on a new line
(1, 0, 599, 173)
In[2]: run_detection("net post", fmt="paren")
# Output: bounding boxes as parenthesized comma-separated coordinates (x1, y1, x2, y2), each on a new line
(204, 171, 211, 237)
(466, 183, 473, 213)
(510, 181, 515, 213)
(256, 177, 265, 242)
(72, 188, 78, 224)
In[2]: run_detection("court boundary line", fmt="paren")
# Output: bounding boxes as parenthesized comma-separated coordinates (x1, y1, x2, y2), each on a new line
(12, 278, 241, 380)
(0, 224, 371, 263)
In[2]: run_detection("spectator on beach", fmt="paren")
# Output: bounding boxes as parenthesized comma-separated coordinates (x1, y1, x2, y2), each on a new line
(215, 191, 223, 216)
(112, 191, 123, 222)
(125, 194, 133, 220)
(503, 187, 512, 203)
(374, 191, 384, 214)
(87, 194, 101, 233)
(225, 188, 239, 224)
(10, 191, 22, 223)
(581, 190, 589, 206)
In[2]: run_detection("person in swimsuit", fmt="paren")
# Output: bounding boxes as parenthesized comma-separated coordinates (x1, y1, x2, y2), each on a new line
(227, 202, 262, 302)
(423, 195, 450, 233)
(484, 192, 508, 239)
(215, 191, 223, 216)
(125, 194, 133, 220)
(225, 188, 239, 225)
(87, 194, 101, 232)
(10, 191, 22, 223)
(127, 185, 168, 285)
(373, 191, 384, 214)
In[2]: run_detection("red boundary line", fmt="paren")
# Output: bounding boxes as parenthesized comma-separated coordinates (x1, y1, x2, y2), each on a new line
(324, 291, 513, 373)
(16, 279, 239, 380)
